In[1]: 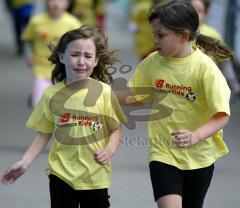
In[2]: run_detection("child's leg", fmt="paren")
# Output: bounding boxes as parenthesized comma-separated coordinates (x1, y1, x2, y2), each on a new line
(149, 161, 183, 208)
(49, 174, 79, 208)
(182, 164, 214, 208)
(80, 189, 110, 208)
(32, 78, 52, 107)
(12, 8, 23, 54)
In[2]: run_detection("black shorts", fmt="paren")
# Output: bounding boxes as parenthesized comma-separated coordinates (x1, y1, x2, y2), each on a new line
(149, 161, 214, 208)
(49, 174, 110, 208)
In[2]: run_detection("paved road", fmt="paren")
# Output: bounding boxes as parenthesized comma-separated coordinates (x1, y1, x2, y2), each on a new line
(0, 1, 239, 208)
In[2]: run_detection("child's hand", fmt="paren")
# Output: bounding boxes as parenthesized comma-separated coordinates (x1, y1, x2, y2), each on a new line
(1, 160, 28, 185)
(172, 129, 199, 148)
(94, 149, 113, 165)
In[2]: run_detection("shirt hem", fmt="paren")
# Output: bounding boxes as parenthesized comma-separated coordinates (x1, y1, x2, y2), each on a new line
(47, 171, 111, 190)
(149, 150, 229, 170)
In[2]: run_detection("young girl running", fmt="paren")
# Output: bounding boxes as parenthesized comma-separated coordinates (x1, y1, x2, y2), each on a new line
(117, 1, 232, 208)
(1, 25, 126, 208)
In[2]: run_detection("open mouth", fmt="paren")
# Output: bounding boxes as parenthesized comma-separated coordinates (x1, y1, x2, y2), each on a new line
(73, 69, 86, 73)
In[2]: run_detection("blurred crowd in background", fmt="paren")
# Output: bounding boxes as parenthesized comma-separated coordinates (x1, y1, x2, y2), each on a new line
(2, 0, 240, 105)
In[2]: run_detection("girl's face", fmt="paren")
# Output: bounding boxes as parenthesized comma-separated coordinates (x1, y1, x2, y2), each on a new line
(46, 0, 69, 18)
(151, 19, 189, 58)
(59, 38, 99, 84)
(191, 0, 206, 25)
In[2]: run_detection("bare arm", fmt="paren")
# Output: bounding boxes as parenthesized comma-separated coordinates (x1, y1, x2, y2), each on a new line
(1, 132, 51, 184)
(21, 132, 52, 167)
(114, 89, 144, 106)
(172, 112, 229, 147)
(94, 127, 122, 165)
(24, 42, 34, 67)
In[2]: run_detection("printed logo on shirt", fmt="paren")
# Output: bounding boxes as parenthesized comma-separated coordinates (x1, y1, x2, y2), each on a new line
(50, 79, 121, 145)
(49, 67, 174, 145)
(40, 32, 60, 42)
(185, 92, 197, 102)
(57, 113, 101, 129)
(40, 32, 49, 40)
(155, 79, 197, 102)
(59, 113, 98, 124)
(92, 122, 103, 132)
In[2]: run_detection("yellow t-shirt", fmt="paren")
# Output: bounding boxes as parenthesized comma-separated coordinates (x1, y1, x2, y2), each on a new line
(131, 1, 155, 57)
(95, 0, 105, 15)
(72, 0, 96, 26)
(26, 79, 127, 190)
(128, 47, 230, 170)
(10, 0, 32, 8)
(22, 12, 81, 79)
(200, 23, 223, 42)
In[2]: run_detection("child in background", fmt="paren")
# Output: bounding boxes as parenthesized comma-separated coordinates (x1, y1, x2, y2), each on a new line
(94, 0, 106, 29)
(191, 0, 240, 101)
(1, 25, 126, 208)
(129, 0, 166, 60)
(117, 1, 232, 207)
(129, 0, 155, 60)
(5, 0, 34, 55)
(22, 0, 81, 108)
(70, 0, 96, 26)
(70, 0, 106, 29)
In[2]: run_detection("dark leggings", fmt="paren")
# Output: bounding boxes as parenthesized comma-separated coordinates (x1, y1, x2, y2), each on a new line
(49, 174, 110, 208)
(149, 161, 214, 208)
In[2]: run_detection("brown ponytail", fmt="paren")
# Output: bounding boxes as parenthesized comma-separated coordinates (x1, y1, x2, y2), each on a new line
(195, 34, 234, 61)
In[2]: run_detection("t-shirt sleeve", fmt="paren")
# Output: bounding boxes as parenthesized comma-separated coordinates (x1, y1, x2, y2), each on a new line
(70, 16, 82, 28)
(21, 17, 35, 41)
(104, 88, 127, 130)
(202, 62, 231, 116)
(128, 58, 153, 103)
(26, 90, 54, 133)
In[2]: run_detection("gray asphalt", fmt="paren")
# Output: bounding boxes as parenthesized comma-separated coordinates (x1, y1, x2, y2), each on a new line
(0, 1, 239, 208)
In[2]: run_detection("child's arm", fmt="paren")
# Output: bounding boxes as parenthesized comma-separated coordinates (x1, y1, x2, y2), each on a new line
(94, 127, 122, 165)
(114, 89, 145, 106)
(1, 132, 51, 184)
(24, 41, 34, 68)
(172, 112, 229, 148)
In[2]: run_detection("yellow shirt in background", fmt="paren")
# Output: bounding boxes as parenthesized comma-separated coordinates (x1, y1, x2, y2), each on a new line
(22, 12, 81, 79)
(131, 1, 155, 57)
(26, 79, 126, 190)
(72, 0, 96, 26)
(95, 0, 106, 16)
(129, 47, 230, 170)
(10, 0, 32, 8)
(200, 23, 223, 41)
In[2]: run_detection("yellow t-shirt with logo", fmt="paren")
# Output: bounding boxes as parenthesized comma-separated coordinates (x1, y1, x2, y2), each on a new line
(128, 47, 230, 170)
(131, 1, 155, 57)
(22, 12, 81, 79)
(26, 79, 127, 190)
